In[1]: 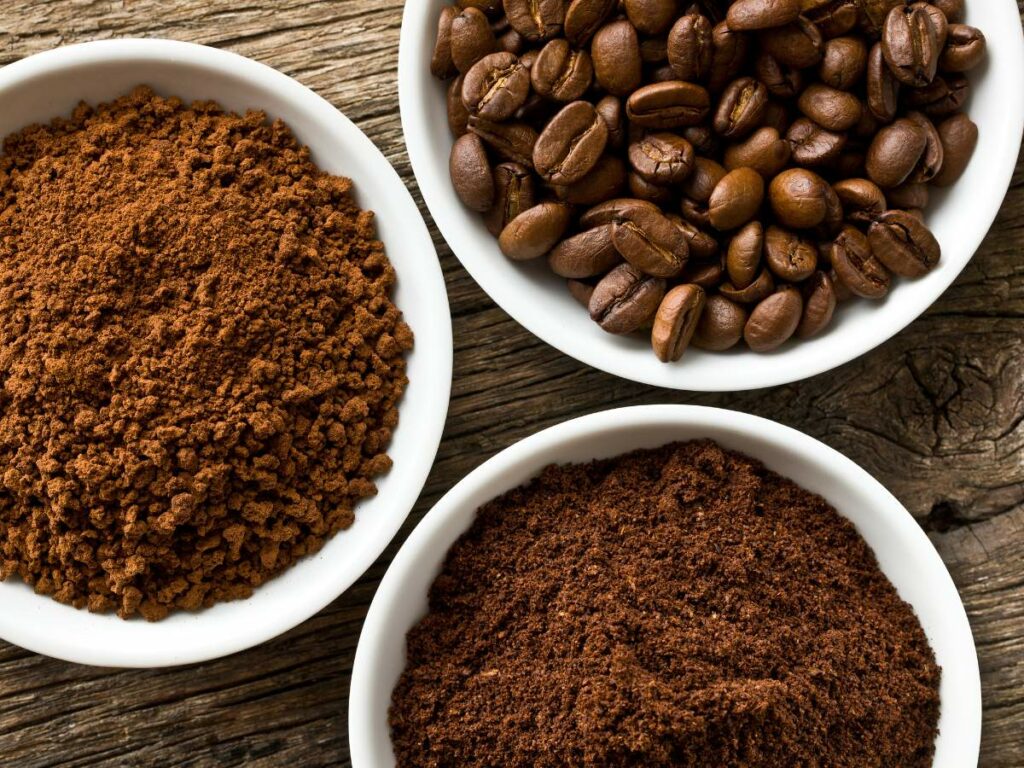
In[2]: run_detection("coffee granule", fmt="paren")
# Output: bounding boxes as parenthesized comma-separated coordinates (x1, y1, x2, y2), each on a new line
(391, 440, 940, 767)
(0, 87, 412, 620)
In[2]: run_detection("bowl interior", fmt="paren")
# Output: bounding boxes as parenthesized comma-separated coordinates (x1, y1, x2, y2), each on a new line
(349, 405, 980, 768)
(399, 1, 1024, 391)
(0, 40, 452, 667)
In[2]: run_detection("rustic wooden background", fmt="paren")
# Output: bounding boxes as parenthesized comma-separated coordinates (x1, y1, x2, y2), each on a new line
(0, 1, 1020, 766)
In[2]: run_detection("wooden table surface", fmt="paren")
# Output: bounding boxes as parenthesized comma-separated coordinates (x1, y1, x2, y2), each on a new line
(0, 1, 1021, 766)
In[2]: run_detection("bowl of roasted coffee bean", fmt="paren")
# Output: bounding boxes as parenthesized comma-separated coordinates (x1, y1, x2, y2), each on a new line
(0, 40, 452, 666)
(400, 0, 1023, 390)
(350, 404, 980, 767)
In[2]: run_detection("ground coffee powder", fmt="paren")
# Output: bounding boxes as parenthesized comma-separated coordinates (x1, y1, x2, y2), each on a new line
(0, 87, 412, 620)
(391, 440, 940, 767)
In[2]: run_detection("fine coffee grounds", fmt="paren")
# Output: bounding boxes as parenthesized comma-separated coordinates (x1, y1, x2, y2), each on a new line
(391, 440, 940, 767)
(0, 87, 412, 620)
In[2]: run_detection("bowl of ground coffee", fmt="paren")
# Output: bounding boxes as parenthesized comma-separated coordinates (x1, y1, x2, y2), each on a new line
(399, 0, 1023, 390)
(350, 404, 980, 767)
(0, 40, 452, 666)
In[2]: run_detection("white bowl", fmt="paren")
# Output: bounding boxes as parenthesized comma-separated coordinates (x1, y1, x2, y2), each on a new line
(0, 39, 452, 667)
(399, 2, 1024, 391)
(350, 404, 981, 767)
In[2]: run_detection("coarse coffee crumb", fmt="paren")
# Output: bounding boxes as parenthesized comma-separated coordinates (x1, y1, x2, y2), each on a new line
(390, 440, 940, 767)
(0, 86, 412, 620)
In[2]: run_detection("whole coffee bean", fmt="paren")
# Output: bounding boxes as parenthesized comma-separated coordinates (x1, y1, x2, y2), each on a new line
(592, 20, 644, 96)
(640, 37, 669, 64)
(497, 26, 527, 54)
(914, 2, 949, 49)
(534, 101, 609, 184)
(450, 133, 495, 213)
(669, 215, 720, 260)
(709, 21, 750, 92)
(882, 4, 940, 87)
(759, 16, 825, 69)
(708, 167, 765, 231)
(627, 81, 712, 129)
(651, 284, 706, 361)
(931, 113, 977, 187)
(760, 100, 791, 134)
(498, 202, 571, 260)
(681, 157, 728, 202)
(720, 267, 775, 303)
(589, 263, 667, 333)
(830, 267, 854, 301)
(682, 256, 725, 288)
(724, 127, 792, 177)
(940, 24, 986, 72)
(485, 162, 538, 235)
(726, 220, 763, 288)
(817, 183, 845, 237)
(905, 73, 969, 117)
(532, 40, 594, 102)
(595, 96, 627, 149)
(768, 168, 830, 229)
(859, 0, 906, 36)
(692, 294, 748, 350)
(462, 53, 531, 121)
(755, 53, 803, 99)
(548, 224, 622, 277)
(786, 118, 847, 166)
(431, 6, 459, 79)
(629, 171, 675, 204)
(628, 133, 695, 185)
(905, 111, 944, 183)
(580, 197, 660, 228)
(833, 178, 887, 225)
(451, 7, 498, 73)
(504, 0, 565, 41)
(796, 271, 837, 338)
(679, 196, 712, 229)
(624, 0, 677, 35)
(713, 77, 768, 138)
(555, 155, 629, 204)
(611, 206, 690, 277)
(564, 0, 617, 47)
(726, 0, 802, 30)
(802, 0, 858, 38)
(469, 117, 538, 167)
(819, 36, 868, 90)
(567, 278, 596, 307)
(932, 0, 964, 23)
(683, 124, 719, 155)
(865, 117, 927, 188)
(797, 84, 862, 132)
(745, 286, 803, 351)
(765, 225, 818, 281)
(447, 75, 470, 136)
(667, 13, 714, 81)
(866, 42, 900, 122)
(830, 225, 891, 298)
(867, 209, 941, 277)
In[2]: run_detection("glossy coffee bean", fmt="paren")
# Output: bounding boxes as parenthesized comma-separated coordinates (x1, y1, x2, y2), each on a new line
(484, 162, 537, 235)
(532, 40, 593, 102)
(555, 155, 629, 205)
(708, 167, 765, 231)
(801, 0, 858, 38)
(680, 157, 728, 203)
(589, 263, 666, 333)
(859, 0, 907, 37)
(628, 172, 675, 204)
(724, 127, 791, 177)
(447, 75, 470, 136)
(796, 271, 837, 339)
(867, 209, 941, 277)
(450, 133, 495, 213)
(787, 118, 846, 166)
(755, 53, 803, 99)
(726, 221, 763, 289)
(669, 216, 720, 261)
(720, 267, 775, 303)
(708, 21, 750, 92)
(567, 278, 596, 307)
(548, 225, 622, 278)
(904, 73, 969, 117)
(830, 225, 891, 298)
(651, 284, 706, 362)
(882, 4, 940, 87)
(496, 26, 527, 54)
(431, 6, 459, 79)
(759, 16, 824, 69)
(667, 13, 714, 81)
(833, 178, 887, 225)
(768, 168, 830, 229)
(940, 24, 986, 72)
(640, 36, 669, 64)
(469, 117, 538, 167)
(592, 19, 643, 96)
(713, 77, 768, 138)
(611, 206, 690, 277)
(580, 197, 660, 228)
(744, 286, 803, 351)
(451, 7, 498, 73)
(628, 133, 695, 185)
(931, 113, 978, 187)
(797, 84, 862, 132)
(679, 196, 712, 229)
(819, 36, 867, 90)
(764, 225, 818, 281)
(914, 2, 949, 49)
(726, 0, 802, 31)
(905, 111, 944, 183)
(504, 0, 565, 41)
(866, 42, 900, 122)
(624, 0, 677, 35)
(933, 0, 965, 22)
(865, 117, 927, 188)
(498, 202, 571, 260)
(692, 294, 747, 350)
(564, 0, 617, 47)
(462, 53, 531, 121)
(682, 124, 720, 155)
(595, 96, 626, 149)
(534, 101, 609, 184)
(627, 81, 712, 129)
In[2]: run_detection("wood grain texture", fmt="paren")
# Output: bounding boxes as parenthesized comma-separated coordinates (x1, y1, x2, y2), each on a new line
(0, 1, 1021, 765)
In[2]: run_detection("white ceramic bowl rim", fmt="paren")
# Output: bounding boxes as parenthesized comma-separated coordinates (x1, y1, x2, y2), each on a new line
(399, 1, 1024, 391)
(349, 404, 981, 767)
(0, 39, 453, 667)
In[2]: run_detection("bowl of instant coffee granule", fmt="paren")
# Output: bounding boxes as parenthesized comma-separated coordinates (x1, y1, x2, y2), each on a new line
(0, 40, 452, 667)
(350, 405, 980, 767)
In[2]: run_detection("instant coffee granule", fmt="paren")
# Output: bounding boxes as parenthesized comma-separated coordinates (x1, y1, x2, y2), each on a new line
(391, 440, 940, 767)
(0, 87, 412, 620)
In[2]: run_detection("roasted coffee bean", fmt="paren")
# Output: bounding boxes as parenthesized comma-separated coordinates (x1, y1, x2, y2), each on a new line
(724, 127, 791, 177)
(940, 24, 986, 72)
(867, 209, 941, 277)
(595, 96, 627, 149)
(708, 167, 765, 230)
(817, 183, 845, 237)
(497, 26, 527, 54)
(469, 117, 538, 166)
(858, 0, 905, 36)
(744, 286, 803, 351)
(555, 154, 629, 204)
(759, 16, 824, 69)
(866, 42, 900, 122)
(802, 0, 858, 38)
(580, 197, 660, 228)
(720, 267, 775, 303)
(564, 0, 617, 47)
(760, 100, 791, 134)
(905, 73, 969, 117)
(682, 257, 725, 288)
(629, 171, 675, 204)
(765, 225, 818, 281)
(504, 0, 565, 41)
(651, 284, 706, 361)
(462, 53, 531, 120)
(931, 112, 978, 187)
(796, 271, 837, 338)
(624, 0, 678, 35)
(485, 162, 538, 235)
(830, 224, 891, 298)
(589, 263, 666, 333)
(768, 168, 830, 229)
(431, 6, 459, 79)
(592, 19, 644, 96)
(833, 178, 887, 224)
(726, 0, 802, 30)
(627, 81, 712, 129)
(882, 4, 940, 87)
(913, 2, 948, 48)
(905, 111, 944, 183)
(498, 201, 571, 260)
(683, 124, 720, 155)
(450, 133, 495, 213)
(708, 21, 749, 92)
(819, 36, 868, 89)
(680, 157, 728, 202)
(851, 107, 880, 139)
(692, 294, 747, 350)
(567, 278, 596, 307)
(611, 206, 690, 277)
(447, 75, 470, 136)
(787, 117, 847, 166)
(797, 84, 862, 132)
(667, 13, 714, 81)
(679, 196, 712, 228)
(457, 0, 502, 14)
(649, 64, 680, 83)
(754, 53, 803, 99)
(534, 101, 609, 184)
(548, 225, 622, 277)
(726, 220, 763, 288)
(669, 215, 720, 260)
(713, 77, 768, 138)
(532, 40, 594, 102)
(628, 133, 695, 184)
(830, 267, 854, 301)
(933, 0, 964, 23)
(451, 7, 498, 73)
(865, 117, 927, 188)
(640, 36, 669, 64)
